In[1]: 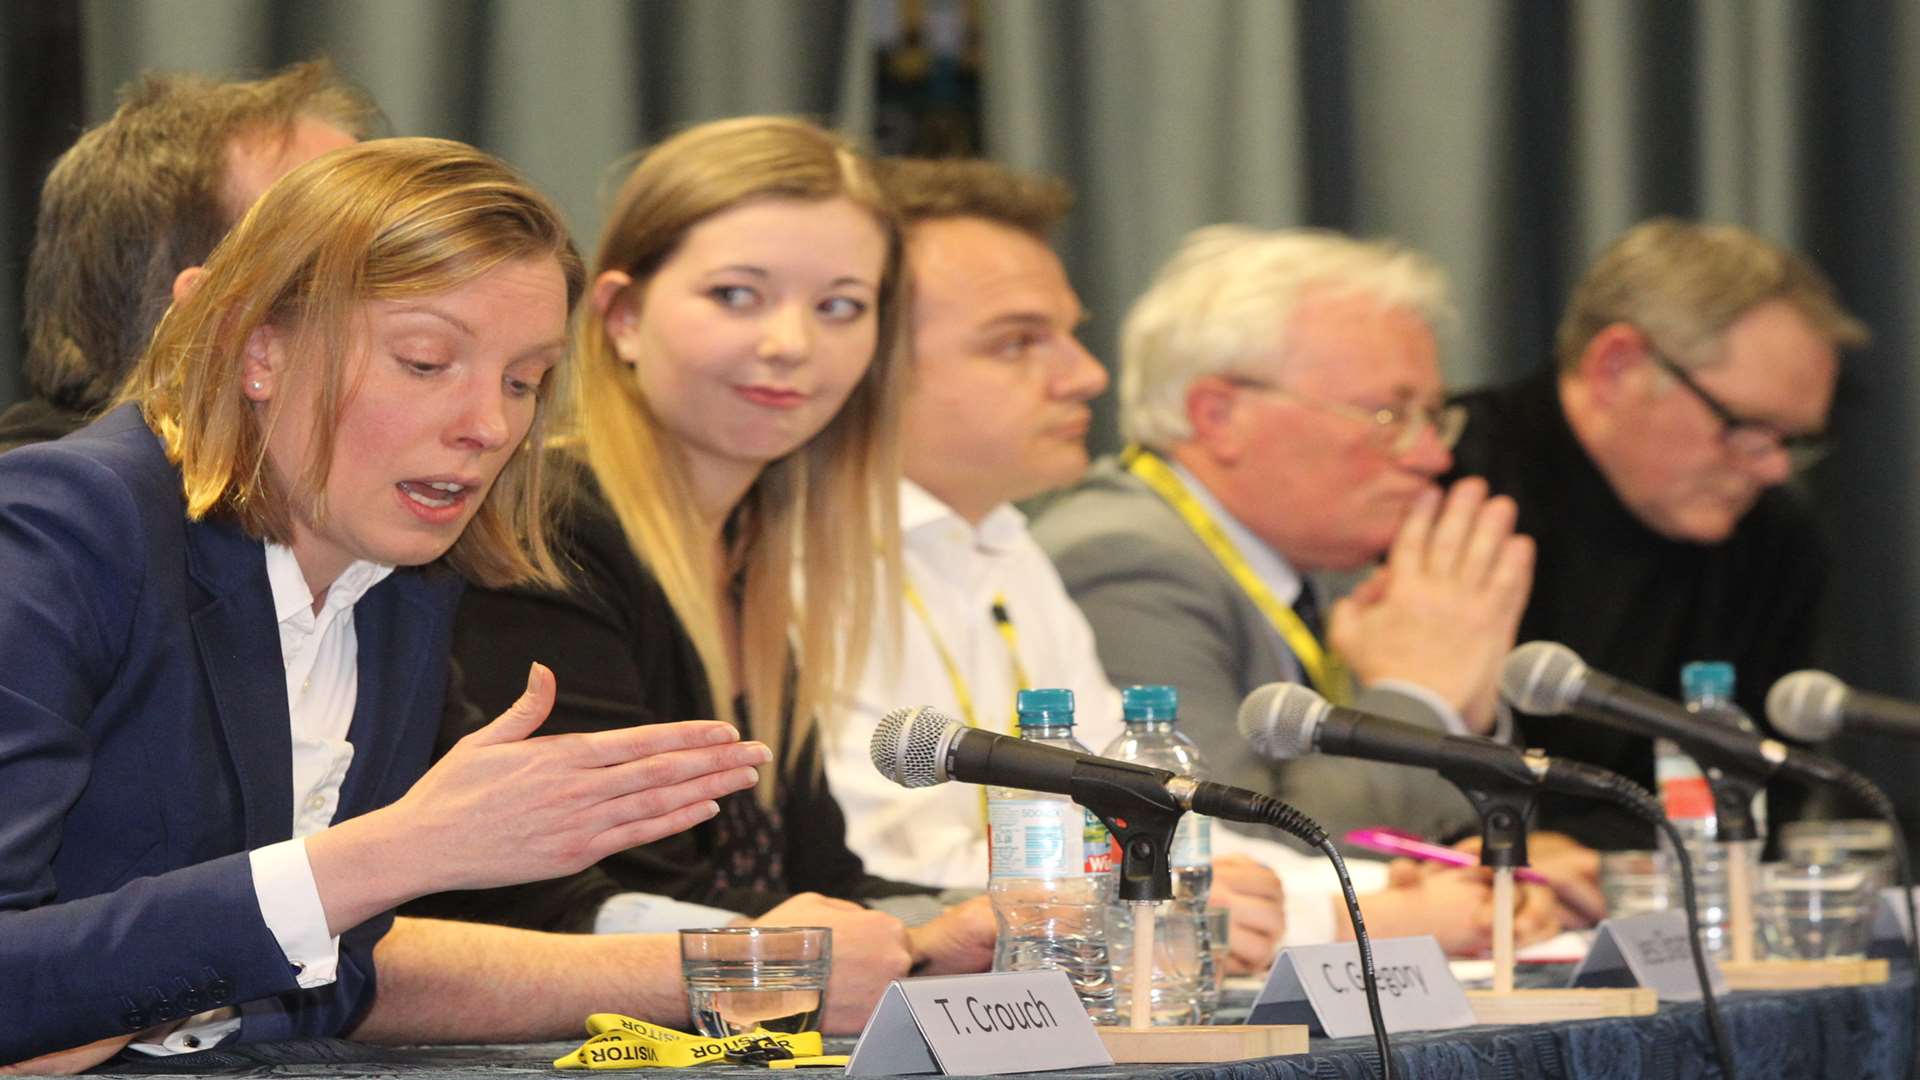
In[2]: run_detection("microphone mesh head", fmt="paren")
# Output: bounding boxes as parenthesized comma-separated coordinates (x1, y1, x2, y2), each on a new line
(870, 706, 957, 787)
(1766, 670, 1847, 742)
(1500, 641, 1587, 714)
(1236, 682, 1328, 760)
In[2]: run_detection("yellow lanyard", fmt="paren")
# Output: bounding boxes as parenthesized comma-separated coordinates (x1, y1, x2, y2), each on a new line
(554, 1014, 827, 1069)
(903, 580, 1031, 825)
(1122, 445, 1355, 705)
(902, 581, 1030, 734)
(990, 595, 1032, 701)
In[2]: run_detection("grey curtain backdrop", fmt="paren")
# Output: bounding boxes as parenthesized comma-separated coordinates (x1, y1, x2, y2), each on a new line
(3, 1, 1916, 839)
(981, 0, 1920, 838)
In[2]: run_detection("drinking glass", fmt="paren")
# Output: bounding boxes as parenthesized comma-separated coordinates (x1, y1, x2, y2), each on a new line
(679, 926, 830, 1037)
(1754, 861, 1874, 961)
(1780, 819, 1898, 893)
(1600, 850, 1670, 920)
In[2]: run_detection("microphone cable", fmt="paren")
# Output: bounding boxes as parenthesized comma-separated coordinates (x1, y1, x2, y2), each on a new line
(1826, 765, 1920, 1080)
(1227, 788, 1396, 1080)
(1551, 761, 1736, 1080)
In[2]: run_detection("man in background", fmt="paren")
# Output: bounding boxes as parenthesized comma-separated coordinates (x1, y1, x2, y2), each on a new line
(1449, 217, 1869, 849)
(0, 59, 368, 451)
(836, 177, 1564, 956)
(1036, 225, 1536, 851)
(822, 157, 1290, 971)
(1035, 226, 1601, 947)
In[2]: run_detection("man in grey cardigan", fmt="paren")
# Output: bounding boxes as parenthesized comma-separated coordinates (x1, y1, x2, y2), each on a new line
(1034, 226, 1536, 849)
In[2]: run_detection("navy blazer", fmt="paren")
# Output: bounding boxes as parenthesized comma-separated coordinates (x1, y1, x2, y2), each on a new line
(0, 405, 462, 1062)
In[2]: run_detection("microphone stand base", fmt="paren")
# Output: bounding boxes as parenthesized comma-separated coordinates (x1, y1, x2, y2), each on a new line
(1718, 957, 1889, 990)
(1096, 1024, 1308, 1064)
(1465, 987, 1657, 1024)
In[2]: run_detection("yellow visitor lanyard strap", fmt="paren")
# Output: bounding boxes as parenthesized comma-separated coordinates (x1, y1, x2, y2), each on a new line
(902, 581, 1030, 734)
(1122, 445, 1355, 705)
(903, 580, 1030, 825)
(554, 1014, 833, 1069)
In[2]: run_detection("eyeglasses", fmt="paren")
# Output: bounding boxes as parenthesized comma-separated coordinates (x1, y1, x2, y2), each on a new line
(1224, 376, 1467, 455)
(1643, 347, 1829, 472)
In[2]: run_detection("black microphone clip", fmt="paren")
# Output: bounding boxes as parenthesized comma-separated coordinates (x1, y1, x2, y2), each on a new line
(1076, 771, 1185, 904)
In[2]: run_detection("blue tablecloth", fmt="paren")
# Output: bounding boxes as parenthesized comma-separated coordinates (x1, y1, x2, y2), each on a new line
(94, 970, 1912, 1079)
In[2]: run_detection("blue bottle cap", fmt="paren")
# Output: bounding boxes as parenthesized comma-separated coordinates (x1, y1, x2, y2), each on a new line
(1681, 661, 1736, 702)
(1016, 688, 1076, 728)
(1121, 684, 1179, 722)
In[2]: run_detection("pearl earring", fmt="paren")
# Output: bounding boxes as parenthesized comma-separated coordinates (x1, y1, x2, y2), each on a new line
(250, 380, 263, 392)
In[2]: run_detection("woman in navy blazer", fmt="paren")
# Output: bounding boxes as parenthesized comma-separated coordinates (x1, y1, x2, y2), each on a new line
(0, 138, 768, 1070)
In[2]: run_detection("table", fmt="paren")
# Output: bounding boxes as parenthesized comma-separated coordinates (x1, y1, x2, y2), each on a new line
(92, 970, 1912, 1079)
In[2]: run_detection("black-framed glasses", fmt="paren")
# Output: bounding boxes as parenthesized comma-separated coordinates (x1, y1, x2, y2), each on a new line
(1644, 348, 1829, 472)
(1224, 376, 1467, 455)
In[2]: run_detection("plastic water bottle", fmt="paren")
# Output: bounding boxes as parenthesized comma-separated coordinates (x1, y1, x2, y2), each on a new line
(988, 688, 1119, 1023)
(1100, 685, 1208, 1025)
(1658, 661, 1763, 959)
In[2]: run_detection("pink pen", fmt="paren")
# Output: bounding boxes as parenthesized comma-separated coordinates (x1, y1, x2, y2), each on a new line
(1345, 826, 1553, 885)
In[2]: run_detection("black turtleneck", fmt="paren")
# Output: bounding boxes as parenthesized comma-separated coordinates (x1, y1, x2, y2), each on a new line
(1448, 368, 1827, 849)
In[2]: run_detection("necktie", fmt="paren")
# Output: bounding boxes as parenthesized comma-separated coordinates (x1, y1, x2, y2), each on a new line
(1291, 582, 1325, 645)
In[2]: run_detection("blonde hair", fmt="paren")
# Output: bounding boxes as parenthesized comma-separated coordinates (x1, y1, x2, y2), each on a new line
(1557, 217, 1870, 372)
(579, 116, 906, 797)
(1120, 225, 1452, 448)
(120, 136, 585, 588)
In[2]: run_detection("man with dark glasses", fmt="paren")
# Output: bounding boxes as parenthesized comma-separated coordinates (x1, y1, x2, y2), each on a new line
(1449, 217, 1869, 851)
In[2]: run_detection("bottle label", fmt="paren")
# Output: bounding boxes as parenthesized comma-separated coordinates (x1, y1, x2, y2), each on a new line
(1170, 814, 1211, 867)
(1656, 741, 1715, 821)
(1660, 775, 1716, 821)
(989, 799, 1085, 878)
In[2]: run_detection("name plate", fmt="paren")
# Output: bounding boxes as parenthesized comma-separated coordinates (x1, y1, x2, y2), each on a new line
(1570, 910, 1726, 1002)
(844, 970, 1111, 1077)
(1246, 935, 1474, 1039)
(1869, 886, 1918, 958)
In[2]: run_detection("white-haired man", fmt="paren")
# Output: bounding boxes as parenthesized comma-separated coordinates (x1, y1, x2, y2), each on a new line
(1034, 226, 1579, 944)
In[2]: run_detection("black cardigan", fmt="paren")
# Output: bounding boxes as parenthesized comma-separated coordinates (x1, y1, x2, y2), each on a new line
(408, 468, 929, 930)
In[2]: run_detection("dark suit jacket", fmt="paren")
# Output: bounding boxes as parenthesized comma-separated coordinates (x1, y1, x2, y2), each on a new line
(0, 405, 462, 1062)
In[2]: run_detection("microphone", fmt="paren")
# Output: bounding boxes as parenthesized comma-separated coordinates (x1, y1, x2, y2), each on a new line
(1236, 681, 1622, 800)
(1767, 669, 1920, 742)
(874, 703, 1397, 1066)
(1500, 641, 1848, 786)
(870, 705, 1291, 829)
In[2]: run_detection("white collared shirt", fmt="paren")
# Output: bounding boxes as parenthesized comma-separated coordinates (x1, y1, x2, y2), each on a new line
(132, 545, 391, 1055)
(822, 481, 1386, 944)
(821, 481, 1125, 889)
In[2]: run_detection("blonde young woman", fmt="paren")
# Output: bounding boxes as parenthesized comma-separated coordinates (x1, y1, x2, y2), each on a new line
(427, 118, 993, 1028)
(0, 138, 767, 1072)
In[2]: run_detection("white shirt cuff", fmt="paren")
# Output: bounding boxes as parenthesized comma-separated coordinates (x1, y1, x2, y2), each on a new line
(249, 838, 340, 989)
(593, 892, 744, 934)
(126, 1011, 241, 1056)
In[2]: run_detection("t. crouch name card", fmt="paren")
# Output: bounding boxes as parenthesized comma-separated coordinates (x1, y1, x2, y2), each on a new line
(844, 970, 1111, 1077)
